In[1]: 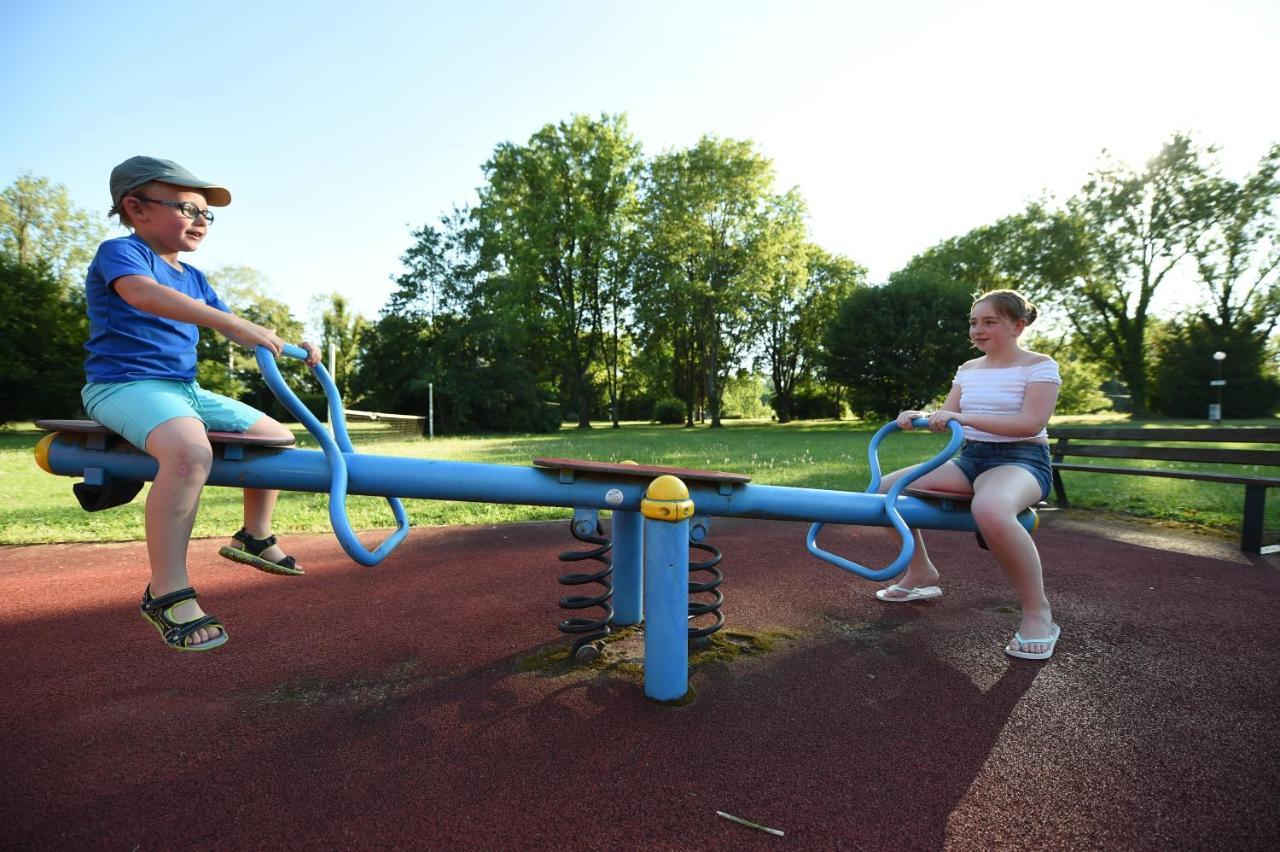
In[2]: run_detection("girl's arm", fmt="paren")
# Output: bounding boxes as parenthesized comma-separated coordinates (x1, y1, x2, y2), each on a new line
(114, 275, 321, 365)
(932, 381, 1060, 438)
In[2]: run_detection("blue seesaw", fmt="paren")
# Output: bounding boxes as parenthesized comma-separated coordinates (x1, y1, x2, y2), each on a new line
(35, 345, 1036, 700)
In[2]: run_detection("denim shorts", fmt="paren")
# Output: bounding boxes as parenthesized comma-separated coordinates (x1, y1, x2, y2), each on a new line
(951, 440, 1053, 501)
(82, 380, 264, 451)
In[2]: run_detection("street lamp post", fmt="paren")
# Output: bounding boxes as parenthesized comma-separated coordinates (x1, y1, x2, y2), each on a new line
(1209, 351, 1227, 423)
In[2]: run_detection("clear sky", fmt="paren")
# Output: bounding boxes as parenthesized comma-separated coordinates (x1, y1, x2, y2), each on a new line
(3, 0, 1277, 327)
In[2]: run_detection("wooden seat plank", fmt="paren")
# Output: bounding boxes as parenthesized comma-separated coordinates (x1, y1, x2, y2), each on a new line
(904, 487, 973, 502)
(36, 419, 295, 447)
(533, 456, 750, 484)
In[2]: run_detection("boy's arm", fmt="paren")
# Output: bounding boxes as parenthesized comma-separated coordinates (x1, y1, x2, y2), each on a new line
(114, 274, 286, 355)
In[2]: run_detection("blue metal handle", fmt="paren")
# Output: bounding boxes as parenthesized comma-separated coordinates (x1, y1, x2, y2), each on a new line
(255, 344, 411, 566)
(806, 417, 964, 581)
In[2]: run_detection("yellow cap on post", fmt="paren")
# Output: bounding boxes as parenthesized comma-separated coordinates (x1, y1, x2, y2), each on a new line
(34, 433, 55, 474)
(641, 474, 694, 521)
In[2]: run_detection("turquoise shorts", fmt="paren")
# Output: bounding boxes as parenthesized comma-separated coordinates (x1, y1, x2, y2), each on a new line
(81, 380, 265, 451)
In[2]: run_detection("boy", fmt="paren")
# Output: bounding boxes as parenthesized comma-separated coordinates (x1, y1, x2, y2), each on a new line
(83, 155, 321, 651)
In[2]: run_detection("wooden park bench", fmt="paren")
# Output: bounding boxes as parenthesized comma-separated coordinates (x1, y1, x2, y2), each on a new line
(1048, 426, 1280, 553)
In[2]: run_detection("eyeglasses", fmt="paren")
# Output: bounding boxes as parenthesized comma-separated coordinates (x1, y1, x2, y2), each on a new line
(136, 196, 215, 223)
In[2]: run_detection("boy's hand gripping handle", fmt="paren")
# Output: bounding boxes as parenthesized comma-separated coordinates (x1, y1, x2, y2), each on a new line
(805, 418, 964, 581)
(256, 344, 410, 566)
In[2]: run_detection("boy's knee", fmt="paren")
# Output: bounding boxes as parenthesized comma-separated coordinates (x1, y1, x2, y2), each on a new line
(149, 432, 214, 476)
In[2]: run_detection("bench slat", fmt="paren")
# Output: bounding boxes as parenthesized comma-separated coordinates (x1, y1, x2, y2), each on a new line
(1049, 427, 1280, 443)
(1053, 444, 1280, 466)
(1053, 463, 1280, 487)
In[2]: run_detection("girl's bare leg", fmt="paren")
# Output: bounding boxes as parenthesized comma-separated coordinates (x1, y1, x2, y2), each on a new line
(144, 417, 219, 645)
(875, 462, 973, 598)
(970, 466, 1055, 654)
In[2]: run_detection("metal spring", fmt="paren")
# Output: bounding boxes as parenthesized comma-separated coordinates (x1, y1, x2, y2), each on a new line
(688, 539, 724, 640)
(556, 515, 614, 662)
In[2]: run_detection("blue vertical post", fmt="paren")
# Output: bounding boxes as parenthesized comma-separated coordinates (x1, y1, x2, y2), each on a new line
(641, 475, 694, 701)
(611, 509, 643, 626)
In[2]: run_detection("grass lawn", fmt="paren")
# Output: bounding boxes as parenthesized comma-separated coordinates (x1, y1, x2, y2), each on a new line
(2, 413, 1277, 546)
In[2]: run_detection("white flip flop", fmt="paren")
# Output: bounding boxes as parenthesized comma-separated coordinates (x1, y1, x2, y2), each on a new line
(875, 583, 942, 602)
(1005, 623, 1061, 660)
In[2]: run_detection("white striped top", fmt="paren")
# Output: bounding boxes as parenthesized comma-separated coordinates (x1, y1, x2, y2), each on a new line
(953, 359, 1062, 442)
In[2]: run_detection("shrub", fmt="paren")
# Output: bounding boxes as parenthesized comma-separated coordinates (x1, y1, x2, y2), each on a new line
(653, 397, 686, 424)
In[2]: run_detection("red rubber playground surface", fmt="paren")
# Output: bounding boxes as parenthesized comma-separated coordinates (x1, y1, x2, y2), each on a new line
(2, 514, 1278, 850)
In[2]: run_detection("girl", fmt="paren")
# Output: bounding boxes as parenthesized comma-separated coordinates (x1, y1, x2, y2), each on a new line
(877, 289, 1061, 659)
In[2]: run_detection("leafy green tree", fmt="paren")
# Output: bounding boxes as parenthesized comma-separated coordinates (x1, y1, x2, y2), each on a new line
(755, 231, 865, 422)
(1022, 332, 1113, 414)
(0, 172, 107, 292)
(1186, 142, 1280, 335)
(200, 266, 309, 416)
(476, 114, 642, 429)
(361, 212, 560, 432)
(1143, 143, 1280, 418)
(1000, 136, 1218, 415)
(823, 278, 974, 420)
(1148, 318, 1279, 417)
(637, 136, 777, 427)
(720, 369, 770, 419)
(0, 254, 87, 423)
(312, 292, 369, 396)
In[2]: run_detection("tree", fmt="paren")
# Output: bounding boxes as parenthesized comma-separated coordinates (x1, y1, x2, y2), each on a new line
(476, 114, 642, 428)
(755, 230, 865, 422)
(1002, 136, 1218, 415)
(360, 211, 560, 432)
(312, 292, 369, 396)
(200, 266, 309, 416)
(637, 136, 777, 427)
(1186, 143, 1280, 335)
(0, 172, 107, 292)
(823, 278, 974, 420)
(1148, 318, 1279, 417)
(0, 254, 87, 423)
(1022, 332, 1113, 415)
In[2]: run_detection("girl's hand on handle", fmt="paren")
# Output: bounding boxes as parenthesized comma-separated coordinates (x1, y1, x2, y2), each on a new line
(299, 341, 322, 367)
(897, 410, 925, 430)
(928, 409, 963, 432)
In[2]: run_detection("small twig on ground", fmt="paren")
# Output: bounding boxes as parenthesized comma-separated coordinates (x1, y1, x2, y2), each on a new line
(717, 810, 784, 837)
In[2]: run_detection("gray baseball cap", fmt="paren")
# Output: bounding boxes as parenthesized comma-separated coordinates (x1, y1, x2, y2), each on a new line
(109, 155, 231, 210)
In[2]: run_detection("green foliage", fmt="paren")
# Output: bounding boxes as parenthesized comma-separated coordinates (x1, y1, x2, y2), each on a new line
(0, 172, 107, 292)
(1023, 332, 1113, 415)
(1148, 318, 1279, 417)
(313, 292, 369, 396)
(720, 371, 770, 419)
(477, 114, 642, 429)
(652, 397, 686, 424)
(823, 278, 973, 420)
(1185, 142, 1280, 335)
(0, 254, 87, 423)
(201, 266, 312, 418)
(789, 384, 844, 420)
(354, 218, 561, 434)
(636, 136, 781, 427)
(756, 232, 866, 422)
(995, 135, 1220, 415)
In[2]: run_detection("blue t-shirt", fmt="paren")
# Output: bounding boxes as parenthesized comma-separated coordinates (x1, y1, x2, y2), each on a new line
(83, 234, 230, 383)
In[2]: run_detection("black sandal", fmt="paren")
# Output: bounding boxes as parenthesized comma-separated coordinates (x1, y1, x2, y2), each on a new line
(140, 585, 228, 651)
(218, 527, 305, 576)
